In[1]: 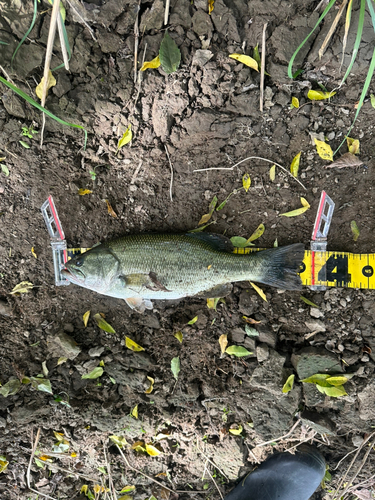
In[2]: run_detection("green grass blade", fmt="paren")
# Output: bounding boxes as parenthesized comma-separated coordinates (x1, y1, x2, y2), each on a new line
(11, 0, 38, 70)
(0, 41, 9, 45)
(0, 76, 87, 149)
(288, 0, 337, 78)
(339, 0, 365, 87)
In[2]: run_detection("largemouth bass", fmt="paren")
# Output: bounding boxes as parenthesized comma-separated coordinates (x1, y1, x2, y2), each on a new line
(62, 233, 304, 312)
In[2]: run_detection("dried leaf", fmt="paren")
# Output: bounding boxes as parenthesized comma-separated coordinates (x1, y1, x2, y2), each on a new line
(282, 374, 295, 393)
(347, 137, 360, 155)
(116, 124, 132, 152)
(125, 337, 145, 352)
(247, 223, 265, 243)
(245, 325, 259, 337)
(171, 356, 180, 380)
(57, 357, 67, 365)
(229, 424, 243, 435)
(249, 281, 267, 302)
(132, 441, 146, 453)
(83, 310, 90, 327)
(36, 70, 57, 100)
(42, 361, 49, 377)
(31, 247, 37, 259)
(291, 97, 299, 108)
(225, 346, 252, 357)
(199, 195, 218, 225)
(242, 173, 251, 192)
(105, 199, 118, 218)
(145, 444, 161, 456)
(280, 197, 310, 217)
(300, 296, 320, 308)
(10, 281, 34, 295)
(109, 435, 128, 448)
(187, 316, 198, 325)
(314, 139, 333, 161)
(78, 188, 92, 195)
(131, 404, 138, 419)
(371, 94, 375, 108)
(174, 331, 183, 343)
(326, 376, 348, 386)
(81, 367, 103, 380)
(0, 379, 21, 397)
(94, 313, 116, 333)
(229, 53, 259, 72)
(290, 152, 301, 178)
(140, 55, 161, 71)
(219, 334, 228, 354)
(208, 0, 214, 14)
(307, 90, 336, 100)
(30, 377, 53, 393)
(351, 221, 360, 242)
(207, 297, 220, 310)
(230, 236, 254, 248)
(325, 152, 363, 169)
(159, 31, 181, 74)
(145, 376, 154, 394)
(269, 164, 276, 181)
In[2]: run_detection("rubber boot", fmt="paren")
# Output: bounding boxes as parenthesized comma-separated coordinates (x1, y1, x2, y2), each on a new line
(224, 445, 326, 500)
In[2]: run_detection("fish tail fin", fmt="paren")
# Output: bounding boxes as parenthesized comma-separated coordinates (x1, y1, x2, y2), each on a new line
(254, 243, 305, 290)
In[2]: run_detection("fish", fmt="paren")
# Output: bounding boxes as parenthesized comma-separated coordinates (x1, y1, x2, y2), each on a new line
(62, 233, 305, 313)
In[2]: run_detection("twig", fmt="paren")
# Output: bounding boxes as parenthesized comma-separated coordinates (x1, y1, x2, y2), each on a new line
(40, 0, 60, 147)
(130, 160, 143, 184)
(133, 43, 147, 112)
(116, 445, 205, 494)
(164, 145, 174, 202)
(193, 156, 307, 190)
(206, 466, 224, 500)
(133, 0, 141, 84)
(103, 444, 116, 500)
(196, 441, 229, 482)
(56, 11, 69, 70)
(255, 420, 301, 448)
(64, 0, 97, 41)
(164, 0, 170, 25)
(318, 0, 348, 60)
(27, 428, 58, 500)
(259, 23, 267, 112)
(0, 64, 15, 85)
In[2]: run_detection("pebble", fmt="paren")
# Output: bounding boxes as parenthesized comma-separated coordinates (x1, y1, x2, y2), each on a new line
(340, 299, 347, 308)
(361, 354, 370, 362)
(0, 300, 12, 317)
(310, 308, 324, 319)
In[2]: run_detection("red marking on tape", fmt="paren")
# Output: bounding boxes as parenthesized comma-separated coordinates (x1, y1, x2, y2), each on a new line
(48, 195, 64, 241)
(311, 251, 315, 286)
(312, 190, 326, 241)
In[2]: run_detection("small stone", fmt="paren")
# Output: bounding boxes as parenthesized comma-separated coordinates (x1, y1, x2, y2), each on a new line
(339, 299, 347, 308)
(310, 308, 324, 318)
(0, 416, 6, 428)
(48, 331, 81, 360)
(88, 346, 105, 357)
(192, 49, 213, 67)
(291, 347, 343, 379)
(361, 354, 370, 362)
(257, 325, 277, 348)
(0, 300, 12, 317)
(231, 328, 245, 343)
(352, 435, 364, 447)
(301, 410, 336, 435)
(63, 323, 74, 333)
(256, 344, 269, 363)
(305, 320, 326, 333)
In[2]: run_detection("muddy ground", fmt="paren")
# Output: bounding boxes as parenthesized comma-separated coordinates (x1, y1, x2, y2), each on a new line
(1, 0, 375, 499)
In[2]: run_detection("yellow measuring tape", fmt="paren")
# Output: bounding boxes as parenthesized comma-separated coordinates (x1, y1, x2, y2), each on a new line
(233, 247, 375, 289)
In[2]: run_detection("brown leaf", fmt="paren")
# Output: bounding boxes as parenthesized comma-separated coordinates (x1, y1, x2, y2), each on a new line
(325, 152, 364, 169)
(106, 199, 118, 218)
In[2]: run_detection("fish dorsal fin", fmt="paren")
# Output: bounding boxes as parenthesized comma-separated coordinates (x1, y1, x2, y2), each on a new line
(186, 232, 234, 252)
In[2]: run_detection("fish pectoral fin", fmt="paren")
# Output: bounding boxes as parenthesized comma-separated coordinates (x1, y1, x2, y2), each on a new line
(125, 297, 153, 313)
(195, 283, 233, 299)
(118, 273, 150, 287)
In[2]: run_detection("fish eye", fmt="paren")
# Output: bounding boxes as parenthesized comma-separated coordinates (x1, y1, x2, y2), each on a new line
(75, 257, 84, 267)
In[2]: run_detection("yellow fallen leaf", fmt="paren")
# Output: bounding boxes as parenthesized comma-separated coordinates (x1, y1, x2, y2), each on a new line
(242, 173, 251, 192)
(326, 376, 348, 386)
(83, 310, 90, 327)
(290, 152, 301, 178)
(57, 357, 67, 365)
(291, 97, 299, 108)
(351, 220, 360, 242)
(174, 331, 183, 343)
(246, 223, 265, 243)
(229, 53, 259, 71)
(78, 188, 92, 195)
(229, 424, 243, 435)
(249, 281, 267, 302)
(314, 138, 333, 161)
(131, 404, 138, 419)
(116, 124, 132, 152)
(80, 486, 89, 495)
(106, 199, 118, 218)
(94, 313, 116, 333)
(307, 90, 336, 101)
(207, 297, 220, 310)
(125, 337, 145, 352)
(109, 435, 129, 448)
(39, 454, 53, 461)
(145, 444, 161, 456)
(132, 441, 146, 452)
(347, 137, 360, 155)
(10, 281, 34, 295)
(36, 70, 56, 100)
(31, 247, 37, 259)
(282, 374, 295, 393)
(70, 451, 77, 458)
(280, 197, 310, 217)
(145, 376, 154, 394)
(198, 195, 218, 225)
(208, 0, 214, 14)
(187, 316, 198, 325)
(140, 55, 161, 71)
(219, 334, 228, 354)
(269, 164, 276, 181)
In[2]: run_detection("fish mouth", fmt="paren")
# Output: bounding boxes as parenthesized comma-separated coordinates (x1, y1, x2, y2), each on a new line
(61, 268, 85, 284)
